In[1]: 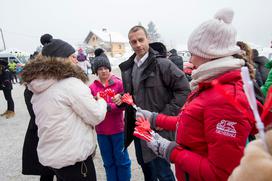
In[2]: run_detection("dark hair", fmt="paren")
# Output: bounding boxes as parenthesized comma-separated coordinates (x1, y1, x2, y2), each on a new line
(128, 25, 148, 38)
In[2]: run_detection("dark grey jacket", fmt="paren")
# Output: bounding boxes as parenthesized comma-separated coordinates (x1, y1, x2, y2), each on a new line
(254, 56, 269, 85)
(119, 48, 190, 163)
(169, 50, 183, 70)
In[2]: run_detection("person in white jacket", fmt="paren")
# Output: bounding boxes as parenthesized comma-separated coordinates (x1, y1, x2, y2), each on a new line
(21, 34, 107, 181)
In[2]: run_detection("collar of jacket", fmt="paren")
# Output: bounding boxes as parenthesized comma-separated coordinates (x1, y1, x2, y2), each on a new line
(198, 69, 241, 89)
(93, 75, 115, 88)
(187, 69, 242, 103)
(21, 58, 89, 84)
(119, 47, 161, 72)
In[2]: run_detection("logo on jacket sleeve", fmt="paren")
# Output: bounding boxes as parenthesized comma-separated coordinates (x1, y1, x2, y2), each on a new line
(216, 120, 237, 137)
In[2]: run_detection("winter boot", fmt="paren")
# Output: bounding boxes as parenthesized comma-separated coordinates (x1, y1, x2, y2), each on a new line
(0, 110, 8, 116)
(5, 111, 15, 119)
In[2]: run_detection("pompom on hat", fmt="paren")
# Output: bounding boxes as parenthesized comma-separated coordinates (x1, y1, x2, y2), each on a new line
(40, 34, 75, 58)
(187, 8, 241, 59)
(94, 48, 105, 57)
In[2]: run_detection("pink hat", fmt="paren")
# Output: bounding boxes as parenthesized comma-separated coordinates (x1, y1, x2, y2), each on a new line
(187, 8, 241, 59)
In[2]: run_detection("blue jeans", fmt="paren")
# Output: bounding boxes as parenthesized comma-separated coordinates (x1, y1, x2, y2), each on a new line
(97, 132, 131, 181)
(134, 138, 175, 181)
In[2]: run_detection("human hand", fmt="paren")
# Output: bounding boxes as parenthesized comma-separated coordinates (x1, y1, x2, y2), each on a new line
(112, 94, 122, 105)
(121, 93, 135, 106)
(134, 116, 173, 160)
(104, 88, 115, 97)
(134, 116, 153, 141)
(98, 91, 107, 101)
(136, 107, 157, 129)
(147, 132, 176, 161)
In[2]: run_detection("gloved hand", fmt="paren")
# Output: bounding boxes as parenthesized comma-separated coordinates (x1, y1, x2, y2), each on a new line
(147, 132, 177, 161)
(136, 107, 157, 129)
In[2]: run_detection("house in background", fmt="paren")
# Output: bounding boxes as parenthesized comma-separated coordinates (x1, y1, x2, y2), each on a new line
(84, 28, 128, 57)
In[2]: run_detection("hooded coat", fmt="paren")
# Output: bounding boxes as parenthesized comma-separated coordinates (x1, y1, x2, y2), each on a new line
(169, 49, 184, 70)
(21, 58, 107, 169)
(119, 48, 190, 163)
(253, 50, 269, 85)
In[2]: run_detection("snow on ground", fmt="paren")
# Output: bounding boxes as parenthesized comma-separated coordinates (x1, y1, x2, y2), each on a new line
(0, 68, 145, 181)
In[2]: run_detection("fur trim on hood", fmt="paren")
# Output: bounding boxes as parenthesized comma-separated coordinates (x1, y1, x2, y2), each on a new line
(22, 56, 89, 83)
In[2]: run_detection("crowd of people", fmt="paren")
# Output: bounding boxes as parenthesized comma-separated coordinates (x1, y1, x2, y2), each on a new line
(1, 7, 272, 181)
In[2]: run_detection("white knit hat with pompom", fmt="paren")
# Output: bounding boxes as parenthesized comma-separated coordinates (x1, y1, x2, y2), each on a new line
(187, 8, 241, 59)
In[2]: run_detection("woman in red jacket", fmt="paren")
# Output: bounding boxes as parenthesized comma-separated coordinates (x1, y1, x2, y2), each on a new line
(136, 8, 260, 181)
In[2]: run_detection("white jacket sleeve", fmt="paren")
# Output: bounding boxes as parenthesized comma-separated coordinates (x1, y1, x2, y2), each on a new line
(67, 78, 107, 126)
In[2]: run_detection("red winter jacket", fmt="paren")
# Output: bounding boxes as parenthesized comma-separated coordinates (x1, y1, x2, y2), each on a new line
(156, 70, 257, 181)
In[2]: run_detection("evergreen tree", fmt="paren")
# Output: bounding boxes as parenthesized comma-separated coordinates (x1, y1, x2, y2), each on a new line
(147, 21, 160, 42)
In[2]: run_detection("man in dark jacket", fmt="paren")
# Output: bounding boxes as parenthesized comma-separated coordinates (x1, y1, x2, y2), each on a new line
(168, 48, 183, 70)
(0, 59, 15, 119)
(113, 25, 190, 181)
(252, 49, 269, 86)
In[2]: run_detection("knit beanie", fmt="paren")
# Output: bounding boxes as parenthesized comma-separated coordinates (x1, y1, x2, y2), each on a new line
(40, 34, 75, 58)
(187, 8, 241, 59)
(93, 53, 111, 73)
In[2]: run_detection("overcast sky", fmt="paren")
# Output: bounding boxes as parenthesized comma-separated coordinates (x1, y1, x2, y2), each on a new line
(1, 0, 272, 53)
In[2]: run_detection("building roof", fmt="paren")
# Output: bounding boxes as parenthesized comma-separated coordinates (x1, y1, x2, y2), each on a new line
(84, 29, 128, 43)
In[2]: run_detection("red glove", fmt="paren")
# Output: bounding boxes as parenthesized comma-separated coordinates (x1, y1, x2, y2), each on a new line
(133, 116, 154, 142)
(121, 93, 134, 106)
(105, 88, 116, 98)
(99, 91, 107, 101)
(134, 116, 176, 161)
(135, 116, 153, 133)
(134, 126, 153, 142)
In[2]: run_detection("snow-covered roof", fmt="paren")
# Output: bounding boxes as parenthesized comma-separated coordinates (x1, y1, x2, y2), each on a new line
(87, 29, 128, 43)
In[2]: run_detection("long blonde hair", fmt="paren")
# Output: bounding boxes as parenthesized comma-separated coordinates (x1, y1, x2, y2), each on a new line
(234, 41, 255, 80)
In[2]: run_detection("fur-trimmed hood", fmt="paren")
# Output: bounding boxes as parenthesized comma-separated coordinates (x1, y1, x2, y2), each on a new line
(21, 57, 89, 93)
(22, 57, 88, 84)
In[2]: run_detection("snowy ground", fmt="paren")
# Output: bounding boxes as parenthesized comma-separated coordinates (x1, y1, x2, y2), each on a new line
(0, 67, 146, 181)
